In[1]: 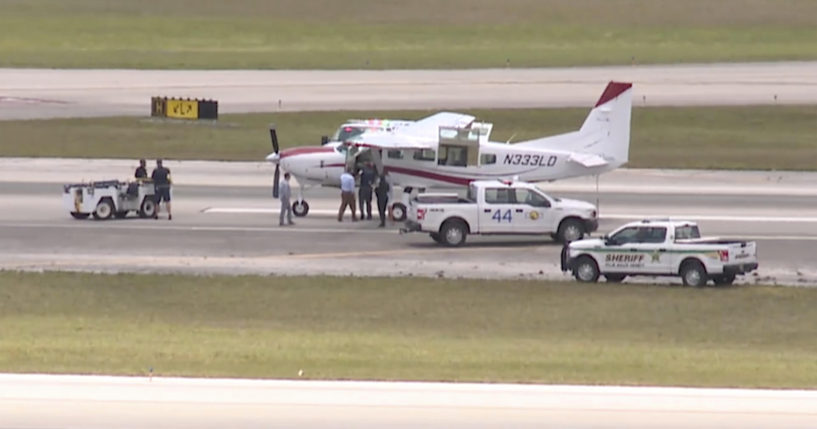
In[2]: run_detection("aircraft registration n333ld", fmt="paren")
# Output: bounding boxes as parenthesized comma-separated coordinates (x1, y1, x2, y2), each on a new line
(266, 81, 632, 218)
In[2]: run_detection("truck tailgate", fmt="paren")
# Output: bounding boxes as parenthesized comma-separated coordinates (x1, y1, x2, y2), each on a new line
(727, 241, 757, 264)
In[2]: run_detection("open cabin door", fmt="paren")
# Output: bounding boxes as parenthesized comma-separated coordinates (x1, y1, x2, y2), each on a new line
(437, 123, 492, 167)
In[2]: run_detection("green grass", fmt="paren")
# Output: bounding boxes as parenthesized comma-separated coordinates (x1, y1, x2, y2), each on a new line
(0, 0, 816, 68)
(2, 105, 816, 170)
(1, 271, 817, 387)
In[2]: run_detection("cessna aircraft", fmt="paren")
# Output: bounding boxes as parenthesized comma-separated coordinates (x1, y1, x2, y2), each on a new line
(266, 81, 632, 220)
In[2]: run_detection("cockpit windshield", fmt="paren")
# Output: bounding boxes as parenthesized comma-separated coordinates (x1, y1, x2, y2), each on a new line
(332, 125, 367, 142)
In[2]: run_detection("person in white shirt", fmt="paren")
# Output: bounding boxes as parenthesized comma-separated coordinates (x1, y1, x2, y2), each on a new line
(278, 172, 294, 226)
(338, 169, 357, 222)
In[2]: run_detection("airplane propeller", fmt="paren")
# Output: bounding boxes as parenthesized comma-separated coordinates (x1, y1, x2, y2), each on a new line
(270, 124, 280, 198)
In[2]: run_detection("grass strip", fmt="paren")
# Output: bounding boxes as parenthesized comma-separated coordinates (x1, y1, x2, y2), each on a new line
(2, 106, 816, 170)
(0, 0, 815, 69)
(1, 271, 816, 387)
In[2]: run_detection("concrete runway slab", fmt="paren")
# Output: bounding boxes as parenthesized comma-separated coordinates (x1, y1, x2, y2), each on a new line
(1, 159, 815, 285)
(2, 374, 816, 429)
(2, 62, 817, 119)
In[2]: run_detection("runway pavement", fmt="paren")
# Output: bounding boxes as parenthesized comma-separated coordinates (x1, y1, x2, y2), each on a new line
(2, 62, 817, 119)
(2, 374, 816, 429)
(2, 158, 815, 285)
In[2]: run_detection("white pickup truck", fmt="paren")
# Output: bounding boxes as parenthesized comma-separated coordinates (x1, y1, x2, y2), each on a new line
(402, 180, 599, 246)
(562, 219, 759, 287)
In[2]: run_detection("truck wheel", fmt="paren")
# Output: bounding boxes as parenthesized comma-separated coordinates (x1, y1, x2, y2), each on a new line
(440, 220, 467, 247)
(70, 212, 89, 220)
(681, 260, 708, 287)
(293, 201, 310, 217)
(430, 232, 443, 244)
(139, 197, 157, 218)
(573, 256, 600, 283)
(713, 274, 736, 286)
(92, 198, 115, 220)
(391, 203, 407, 222)
(557, 218, 584, 243)
(605, 274, 626, 283)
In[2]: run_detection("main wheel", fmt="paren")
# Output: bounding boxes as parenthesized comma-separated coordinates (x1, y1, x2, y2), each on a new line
(573, 256, 600, 283)
(391, 203, 407, 222)
(293, 201, 309, 217)
(92, 198, 115, 220)
(439, 220, 467, 247)
(139, 197, 156, 218)
(70, 212, 90, 220)
(681, 260, 708, 287)
(557, 218, 585, 243)
(605, 274, 626, 283)
(713, 274, 736, 286)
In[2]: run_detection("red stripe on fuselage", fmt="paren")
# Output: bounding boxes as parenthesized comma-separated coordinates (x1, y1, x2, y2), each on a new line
(594, 81, 632, 107)
(280, 146, 334, 159)
(384, 166, 472, 186)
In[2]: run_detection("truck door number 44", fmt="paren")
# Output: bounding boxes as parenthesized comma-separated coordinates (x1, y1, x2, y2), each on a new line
(492, 209, 512, 223)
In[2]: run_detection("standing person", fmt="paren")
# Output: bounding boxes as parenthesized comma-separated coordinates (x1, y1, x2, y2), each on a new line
(374, 172, 392, 228)
(278, 172, 294, 226)
(151, 159, 172, 220)
(358, 162, 376, 220)
(134, 159, 147, 179)
(338, 168, 357, 222)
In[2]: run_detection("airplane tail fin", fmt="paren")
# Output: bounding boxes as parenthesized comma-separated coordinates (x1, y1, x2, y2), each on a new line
(578, 81, 632, 166)
(515, 81, 632, 169)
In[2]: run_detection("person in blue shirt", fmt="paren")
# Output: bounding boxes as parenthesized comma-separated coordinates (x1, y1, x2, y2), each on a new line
(358, 162, 376, 220)
(338, 169, 357, 222)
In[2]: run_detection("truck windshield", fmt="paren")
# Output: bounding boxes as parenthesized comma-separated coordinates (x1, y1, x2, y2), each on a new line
(675, 225, 701, 240)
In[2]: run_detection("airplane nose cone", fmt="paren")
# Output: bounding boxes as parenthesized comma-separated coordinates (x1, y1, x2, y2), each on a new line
(266, 152, 280, 163)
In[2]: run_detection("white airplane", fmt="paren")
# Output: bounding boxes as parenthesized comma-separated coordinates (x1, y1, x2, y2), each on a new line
(266, 81, 632, 220)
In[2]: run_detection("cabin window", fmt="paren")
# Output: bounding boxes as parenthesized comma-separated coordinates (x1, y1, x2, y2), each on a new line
(484, 188, 513, 204)
(387, 150, 403, 159)
(480, 153, 496, 165)
(638, 227, 667, 243)
(675, 225, 701, 240)
(333, 126, 366, 142)
(413, 149, 436, 162)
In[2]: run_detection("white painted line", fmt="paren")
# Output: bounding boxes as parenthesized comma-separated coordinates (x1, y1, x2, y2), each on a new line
(203, 207, 338, 215)
(203, 208, 817, 223)
(602, 214, 817, 223)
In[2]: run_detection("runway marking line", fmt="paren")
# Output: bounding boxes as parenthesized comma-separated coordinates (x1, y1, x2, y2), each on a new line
(203, 208, 817, 223)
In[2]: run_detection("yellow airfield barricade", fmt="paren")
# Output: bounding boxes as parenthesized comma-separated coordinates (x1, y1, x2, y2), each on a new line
(151, 97, 218, 120)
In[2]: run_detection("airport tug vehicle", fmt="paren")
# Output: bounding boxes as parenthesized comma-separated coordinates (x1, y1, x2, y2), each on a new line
(63, 180, 157, 220)
(562, 219, 759, 287)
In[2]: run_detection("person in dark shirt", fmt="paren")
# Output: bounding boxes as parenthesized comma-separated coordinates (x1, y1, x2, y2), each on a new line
(151, 159, 172, 220)
(358, 162, 376, 220)
(374, 172, 392, 228)
(134, 159, 147, 179)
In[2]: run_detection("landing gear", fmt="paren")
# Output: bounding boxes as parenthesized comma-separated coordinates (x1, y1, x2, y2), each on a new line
(293, 200, 309, 217)
(391, 202, 407, 222)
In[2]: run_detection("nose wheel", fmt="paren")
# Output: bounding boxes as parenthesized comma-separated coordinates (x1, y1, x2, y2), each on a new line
(292, 200, 310, 217)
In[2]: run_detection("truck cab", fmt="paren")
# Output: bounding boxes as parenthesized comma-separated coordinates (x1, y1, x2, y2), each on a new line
(404, 180, 598, 246)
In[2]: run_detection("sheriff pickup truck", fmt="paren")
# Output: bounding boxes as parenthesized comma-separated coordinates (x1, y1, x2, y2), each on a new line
(402, 180, 598, 246)
(562, 219, 759, 287)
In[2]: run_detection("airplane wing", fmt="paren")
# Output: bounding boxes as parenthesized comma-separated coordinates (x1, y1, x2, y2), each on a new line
(398, 112, 476, 138)
(347, 112, 475, 150)
(568, 152, 609, 168)
(348, 132, 435, 150)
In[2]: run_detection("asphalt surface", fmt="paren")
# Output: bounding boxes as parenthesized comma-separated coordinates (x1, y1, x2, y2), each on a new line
(2, 159, 815, 285)
(2, 62, 817, 119)
(3, 374, 817, 429)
